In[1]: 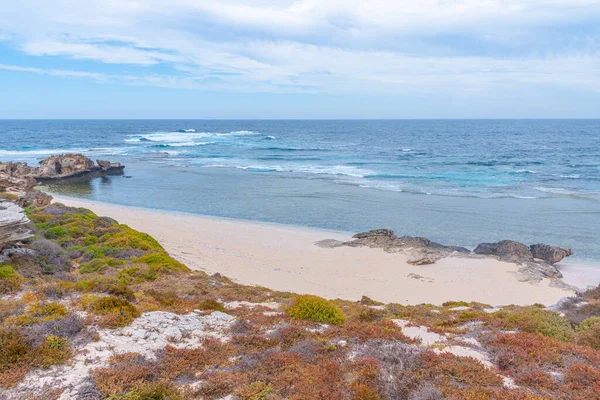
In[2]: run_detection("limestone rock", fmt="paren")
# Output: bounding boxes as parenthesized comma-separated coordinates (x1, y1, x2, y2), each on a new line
(530, 243, 574, 265)
(353, 229, 397, 240)
(474, 240, 534, 262)
(406, 249, 442, 265)
(0, 162, 37, 193)
(17, 190, 53, 208)
(339, 229, 469, 263)
(34, 154, 97, 179)
(0, 200, 33, 249)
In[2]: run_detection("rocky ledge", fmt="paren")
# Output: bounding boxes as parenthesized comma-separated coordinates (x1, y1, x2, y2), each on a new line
(316, 229, 574, 285)
(0, 154, 124, 208)
(0, 199, 34, 252)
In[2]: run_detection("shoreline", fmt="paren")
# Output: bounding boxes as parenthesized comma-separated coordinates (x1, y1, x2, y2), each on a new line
(50, 195, 595, 306)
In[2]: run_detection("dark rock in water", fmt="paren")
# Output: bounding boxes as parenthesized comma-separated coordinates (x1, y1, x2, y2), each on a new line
(96, 159, 112, 170)
(530, 243, 574, 265)
(353, 229, 397, 240)
(474, 240, 533, 262)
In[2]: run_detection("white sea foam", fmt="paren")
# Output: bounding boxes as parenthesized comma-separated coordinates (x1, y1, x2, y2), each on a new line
(0, 147, 127, 156)
(0, 148, 86, 156)
(198, 160, 373, 178)
(559, 174, 581, 179)
(216, 131, 260, 137)
(125, 130, 259, 144)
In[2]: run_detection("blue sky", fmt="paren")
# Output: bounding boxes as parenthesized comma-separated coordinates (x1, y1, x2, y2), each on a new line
(1, 0, 599, 119)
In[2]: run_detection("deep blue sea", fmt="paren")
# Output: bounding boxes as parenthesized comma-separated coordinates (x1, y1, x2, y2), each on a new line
(1, 120, 599, 263)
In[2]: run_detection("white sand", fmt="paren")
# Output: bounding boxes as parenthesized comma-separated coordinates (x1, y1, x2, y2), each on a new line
(52, 196, 574, 306)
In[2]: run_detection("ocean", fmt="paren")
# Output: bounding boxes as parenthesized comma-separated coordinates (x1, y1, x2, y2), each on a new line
(1, 119, 599, 263)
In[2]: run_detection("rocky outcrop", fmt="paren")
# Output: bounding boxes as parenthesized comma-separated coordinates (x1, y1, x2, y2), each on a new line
(34, 154, 96, 179)
(472, 240, 574, 280)
(17, 190, 53, 208)
(317, 229, 469, 265)
(0, 162, 37, 194)
(0, 154, 124, 207)
(33, 154, 124, 180)
(474, 240, 534, 262)
(530, 244, 574, 265)
(0, 200, 33, 250)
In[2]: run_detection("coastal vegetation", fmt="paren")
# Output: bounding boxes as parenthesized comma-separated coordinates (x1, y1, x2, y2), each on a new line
(0, 200, 600, 399)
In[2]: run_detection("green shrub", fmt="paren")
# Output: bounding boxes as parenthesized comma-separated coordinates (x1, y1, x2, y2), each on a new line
(197, 299, 226, 312)
(489, 308, 574, 341)
(575, 317, 600, 349)
(442, 301, 470, 308)
(0, 192, 19, 202)
(134, 252, 188, 273)
(0, 265, 22, 295)
(85, 295, 140, 328)
(79, 258, 126, 274)
(27, 213, 53, 224)
(103, 227, 163, 251)
(44, 226, 69, 239)
(287, 295, 345, 325)
(108, 285, 136, 301)
(0, 265, 16, 279)
(14, 302, 67, 326)
(34, 335, 71, 368)
(116, 266, 158, 285)
(0, 327, 30, 371)
(107, 382, 183, 400)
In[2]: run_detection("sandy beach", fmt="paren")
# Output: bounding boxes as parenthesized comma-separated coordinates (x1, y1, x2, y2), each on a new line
(51, 195, 578, 306)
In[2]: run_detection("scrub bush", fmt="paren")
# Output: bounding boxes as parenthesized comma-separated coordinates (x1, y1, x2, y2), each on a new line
(197, 299, 226, 313)
(84, 295, 140, 328)
(287, 295, 345, 325)
(0, 265, 22, 294)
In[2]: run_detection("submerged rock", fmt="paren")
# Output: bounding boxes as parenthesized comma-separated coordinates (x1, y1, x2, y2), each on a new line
(530, 243, 574, 265)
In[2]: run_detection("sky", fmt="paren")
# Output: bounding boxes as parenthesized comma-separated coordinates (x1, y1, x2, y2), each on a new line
(0, 0, 599, 119)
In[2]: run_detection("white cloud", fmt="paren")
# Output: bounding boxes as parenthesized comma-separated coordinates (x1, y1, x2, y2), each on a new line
(0, 0, 599, 94)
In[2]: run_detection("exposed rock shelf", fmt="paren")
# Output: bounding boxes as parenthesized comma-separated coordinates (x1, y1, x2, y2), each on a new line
(316, 229, 574, 285)
(0, 200, 33, 251)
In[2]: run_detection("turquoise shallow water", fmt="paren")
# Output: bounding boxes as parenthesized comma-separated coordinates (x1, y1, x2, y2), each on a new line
(1, 119, 599, 263)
